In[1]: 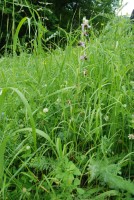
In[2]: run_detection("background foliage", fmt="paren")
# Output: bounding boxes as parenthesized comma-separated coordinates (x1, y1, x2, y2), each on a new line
(0, 0, 119, 54)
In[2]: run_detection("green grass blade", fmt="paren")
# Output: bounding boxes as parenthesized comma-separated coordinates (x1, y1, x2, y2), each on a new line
(0, 136, 9, 188)
(0, 89, 6, 114)
(14, 127, 54, 146)
(13, 17, 30, 54)
(14, 128, 56, 155)
(8, 87, 37, 150)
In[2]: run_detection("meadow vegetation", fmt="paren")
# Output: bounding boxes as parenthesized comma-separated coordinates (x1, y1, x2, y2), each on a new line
(0, 16, 134, 199)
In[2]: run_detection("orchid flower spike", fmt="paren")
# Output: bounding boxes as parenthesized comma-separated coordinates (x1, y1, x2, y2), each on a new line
(78, 41, 85, 48)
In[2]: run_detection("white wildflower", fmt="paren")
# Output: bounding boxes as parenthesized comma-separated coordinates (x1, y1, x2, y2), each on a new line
(43, 108, 49, 113)
(26, 145, 30, 150)
(128, 134, 134, 140)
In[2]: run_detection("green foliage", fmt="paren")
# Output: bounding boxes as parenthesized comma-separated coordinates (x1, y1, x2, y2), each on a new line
(0, 0, 120, 54)
(0, 17, 134, 199)
(49, 156, 83, 199)
(0, 0, 51, 54)
(8, 87, 37, 150)
(50, 0, 119, 30)
(88, 158, 134, 195)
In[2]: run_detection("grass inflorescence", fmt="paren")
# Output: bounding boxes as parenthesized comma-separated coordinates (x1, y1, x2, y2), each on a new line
(0, 16, 134, 199)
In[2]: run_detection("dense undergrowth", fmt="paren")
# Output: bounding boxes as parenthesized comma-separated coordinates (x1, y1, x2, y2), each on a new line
(0, 17, 134, 199)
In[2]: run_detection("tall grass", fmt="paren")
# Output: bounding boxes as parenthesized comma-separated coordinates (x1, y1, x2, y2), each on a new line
(0, 16, 134, 199)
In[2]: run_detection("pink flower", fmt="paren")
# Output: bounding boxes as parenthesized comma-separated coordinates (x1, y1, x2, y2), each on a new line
(78, 41, 85, 48)
(80, 55, 87, 60)
(81, 17, 91, 32)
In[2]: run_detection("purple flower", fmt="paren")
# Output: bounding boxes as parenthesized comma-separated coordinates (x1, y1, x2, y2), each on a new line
(81, 17, 91, 31)
(83, 31, 89, 37)
(78, 41, 85, 48)
(80, 55, 87, 60)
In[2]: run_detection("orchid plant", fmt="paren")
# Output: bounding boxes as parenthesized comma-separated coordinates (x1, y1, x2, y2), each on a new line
(78, 17, 91, 60)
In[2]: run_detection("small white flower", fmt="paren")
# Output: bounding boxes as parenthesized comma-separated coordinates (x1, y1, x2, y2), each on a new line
(43, 108, 49, 113)
(26, 145, 30, 150)
(128, 134, 134, 140)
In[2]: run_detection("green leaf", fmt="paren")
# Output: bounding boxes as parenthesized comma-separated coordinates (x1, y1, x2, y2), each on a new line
(74, 178, 80, 186)
(77, 188, 85, 195)
(94, 190, 119, 199)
